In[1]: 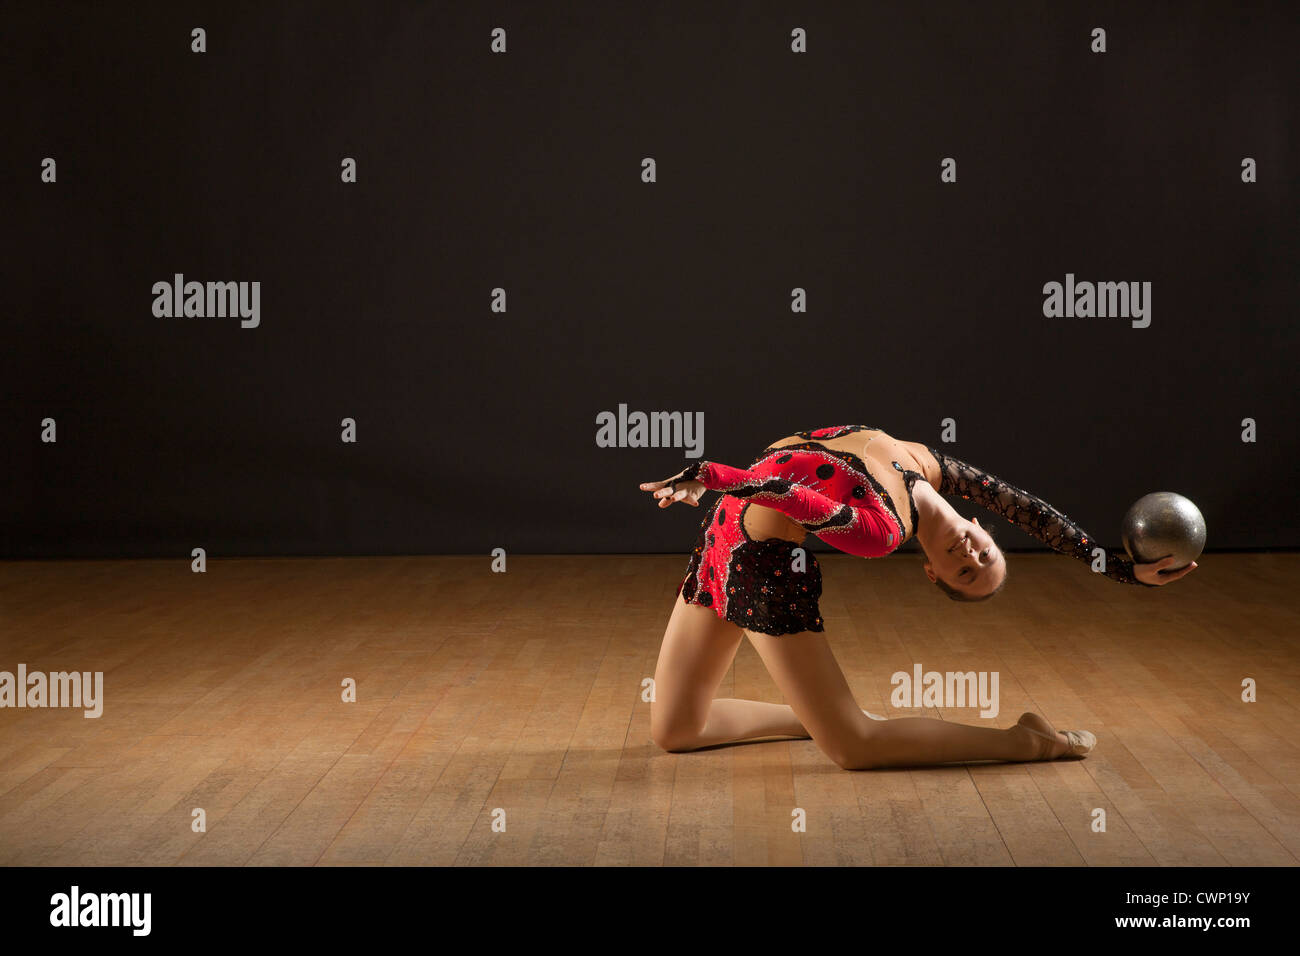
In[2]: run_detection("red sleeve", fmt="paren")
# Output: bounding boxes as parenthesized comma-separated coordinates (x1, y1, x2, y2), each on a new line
(677, 460, 903, 558)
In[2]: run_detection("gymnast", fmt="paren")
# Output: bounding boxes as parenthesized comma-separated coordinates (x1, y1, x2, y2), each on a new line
(639, 424, 1197, 770)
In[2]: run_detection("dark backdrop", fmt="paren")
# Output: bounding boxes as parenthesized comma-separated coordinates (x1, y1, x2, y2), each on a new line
(3, 1, 1296, 559)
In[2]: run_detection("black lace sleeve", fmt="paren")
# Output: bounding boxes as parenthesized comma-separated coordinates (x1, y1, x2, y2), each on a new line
(926, 446, 1154, 586)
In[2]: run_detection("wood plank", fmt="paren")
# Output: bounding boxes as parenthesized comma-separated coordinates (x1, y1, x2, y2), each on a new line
(0, 552, 1293, 866)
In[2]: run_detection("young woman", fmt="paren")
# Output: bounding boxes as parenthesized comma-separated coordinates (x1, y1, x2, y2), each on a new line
(639, 424, 1197, 770)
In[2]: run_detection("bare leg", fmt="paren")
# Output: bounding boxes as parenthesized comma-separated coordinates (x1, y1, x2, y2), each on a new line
(650, 592, 812, 750)
(745, 628, 1069, 769)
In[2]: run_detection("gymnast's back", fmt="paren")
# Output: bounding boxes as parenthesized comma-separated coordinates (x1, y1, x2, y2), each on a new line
(741, 424, 924, 545)
(736, 423, 1150, 586)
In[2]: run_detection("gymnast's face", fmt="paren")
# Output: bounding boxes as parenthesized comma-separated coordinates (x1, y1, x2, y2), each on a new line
(927, 516, 1005, 598)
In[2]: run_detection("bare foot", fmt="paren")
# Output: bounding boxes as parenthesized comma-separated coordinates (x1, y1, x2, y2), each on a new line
(1011, 712, 1070, 760)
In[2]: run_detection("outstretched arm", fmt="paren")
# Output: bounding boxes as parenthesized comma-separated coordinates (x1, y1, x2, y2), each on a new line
(925, 446, 1157, 586)
(650, 460, 904, 558)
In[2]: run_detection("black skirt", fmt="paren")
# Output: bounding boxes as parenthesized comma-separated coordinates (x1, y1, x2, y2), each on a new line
(677, 495, 825, 636)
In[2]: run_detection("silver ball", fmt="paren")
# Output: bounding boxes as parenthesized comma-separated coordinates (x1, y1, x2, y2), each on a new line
(1121, 492, 1206, 570)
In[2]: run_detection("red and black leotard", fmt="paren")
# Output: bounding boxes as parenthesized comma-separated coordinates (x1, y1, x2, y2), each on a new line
(675, 424, 1151, 636)
(677, 444, 915, 556)
(675, 424, 923, 634)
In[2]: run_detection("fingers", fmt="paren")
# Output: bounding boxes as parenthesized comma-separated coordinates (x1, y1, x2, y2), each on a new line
(1147, 559, 1198, 584)
(639, 472, 687, 492)
(652, 488, 679, 507)
(1161, 560, 1198, 582)
(655, 492, 698, 508)
(650, 487, 700, 508)
(641, 476, 700, 508)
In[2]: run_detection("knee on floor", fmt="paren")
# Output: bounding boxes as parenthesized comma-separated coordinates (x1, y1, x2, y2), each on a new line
(834, 753, 883, 771)
(652, 729, 699, 753)
(824, 730, 887, 771)
(649, 713, 700, 753)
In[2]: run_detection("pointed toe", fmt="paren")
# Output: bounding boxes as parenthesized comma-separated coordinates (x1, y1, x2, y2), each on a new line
(1060, 729, 1096, 757)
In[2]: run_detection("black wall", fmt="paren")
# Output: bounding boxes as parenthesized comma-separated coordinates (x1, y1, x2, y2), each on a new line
(4, 1, 1296, 559)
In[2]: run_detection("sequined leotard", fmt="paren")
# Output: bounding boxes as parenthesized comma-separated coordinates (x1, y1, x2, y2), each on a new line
(674, 424, 1151, 636)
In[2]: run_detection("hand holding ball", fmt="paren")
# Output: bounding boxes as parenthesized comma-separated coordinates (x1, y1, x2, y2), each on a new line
(1121, 492, 1206, 571)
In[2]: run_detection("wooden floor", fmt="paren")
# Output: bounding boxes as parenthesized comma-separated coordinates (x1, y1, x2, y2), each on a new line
(0, 552, 1297, 866)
